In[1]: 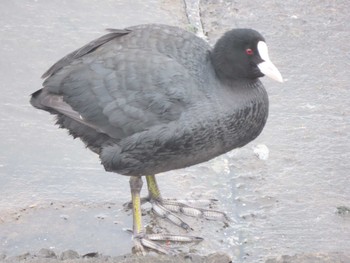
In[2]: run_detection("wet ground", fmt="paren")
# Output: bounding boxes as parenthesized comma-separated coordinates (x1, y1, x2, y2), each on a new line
(1, 0, 349, 262)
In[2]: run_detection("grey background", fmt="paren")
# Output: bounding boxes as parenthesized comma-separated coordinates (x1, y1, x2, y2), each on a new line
(0, 0, 349, 262)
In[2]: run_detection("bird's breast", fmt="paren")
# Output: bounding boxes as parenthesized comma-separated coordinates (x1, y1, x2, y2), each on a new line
(190, 80, 269, 154)
(151, 85, 269, 172)
(101, 81, 269, 176)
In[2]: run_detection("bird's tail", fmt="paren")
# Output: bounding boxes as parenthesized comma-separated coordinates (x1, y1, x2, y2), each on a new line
(30, 88, 59, 114)
(30, 88, 101, 132)
(30, 88, 48, 110)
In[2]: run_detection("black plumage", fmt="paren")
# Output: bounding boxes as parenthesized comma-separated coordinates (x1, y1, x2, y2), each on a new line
(31, 24, 281, 175)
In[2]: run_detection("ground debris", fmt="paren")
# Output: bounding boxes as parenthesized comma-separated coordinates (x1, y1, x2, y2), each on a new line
(0, 251, 231, 263)
(336, 206, 350, 217)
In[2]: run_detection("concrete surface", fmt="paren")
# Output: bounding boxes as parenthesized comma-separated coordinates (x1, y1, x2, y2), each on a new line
(0, 0, 349, 262)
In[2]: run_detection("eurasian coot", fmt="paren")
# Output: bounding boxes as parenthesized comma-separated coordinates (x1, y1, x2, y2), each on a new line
(31, 24, 282, 254)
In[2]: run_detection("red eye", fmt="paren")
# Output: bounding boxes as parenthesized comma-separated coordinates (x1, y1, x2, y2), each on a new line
(246, 48, 253, 55)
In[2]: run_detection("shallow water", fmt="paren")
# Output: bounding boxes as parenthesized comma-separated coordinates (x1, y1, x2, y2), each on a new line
(0, 0, 349, 262)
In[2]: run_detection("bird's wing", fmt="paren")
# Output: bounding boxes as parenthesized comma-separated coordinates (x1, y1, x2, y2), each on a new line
(42, 29, 131, 79)
(42, 48, 200, 140)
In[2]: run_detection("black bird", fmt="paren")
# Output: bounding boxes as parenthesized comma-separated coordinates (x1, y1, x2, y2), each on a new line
(30, 24, 282, 254)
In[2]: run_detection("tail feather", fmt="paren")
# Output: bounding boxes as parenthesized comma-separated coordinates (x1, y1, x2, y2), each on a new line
(30, 88, 114, 153)
(30, 88, 102, 132)
(30, 89, 47, 110)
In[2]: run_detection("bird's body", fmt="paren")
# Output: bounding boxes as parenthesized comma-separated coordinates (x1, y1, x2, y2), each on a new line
(32, 24, 269, 176)
(31, 24, 282, 254)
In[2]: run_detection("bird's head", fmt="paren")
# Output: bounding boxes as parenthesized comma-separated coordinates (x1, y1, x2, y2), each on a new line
(211, 28, 283, 83)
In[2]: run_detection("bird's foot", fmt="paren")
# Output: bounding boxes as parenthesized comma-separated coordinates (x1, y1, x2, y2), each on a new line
(151, 198, 229, 230)
(132, 233, 203, 255)
(124, 197, 229, 229)
(124, 197, 229, 228)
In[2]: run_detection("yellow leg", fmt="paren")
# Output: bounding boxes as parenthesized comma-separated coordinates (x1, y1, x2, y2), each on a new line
(129, 176, 144, 236)
(145, 175, 162, 200)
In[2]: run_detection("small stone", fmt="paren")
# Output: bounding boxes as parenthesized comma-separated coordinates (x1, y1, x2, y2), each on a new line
(184, 253, 204, 263)
(16, 252, 31, 260)
(336, 206, 350, 216)
(60, 250, 80, 260)
(205, 253, 232, 263)
(83, 252, 99, 258)
(37, 248, 57, 258)
(253, 144, 269, 160)
(95, 213, 108, 219)
(60, 214, 69, 220)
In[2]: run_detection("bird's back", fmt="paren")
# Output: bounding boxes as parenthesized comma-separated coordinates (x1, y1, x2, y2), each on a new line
(31, 25, 212, 155)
